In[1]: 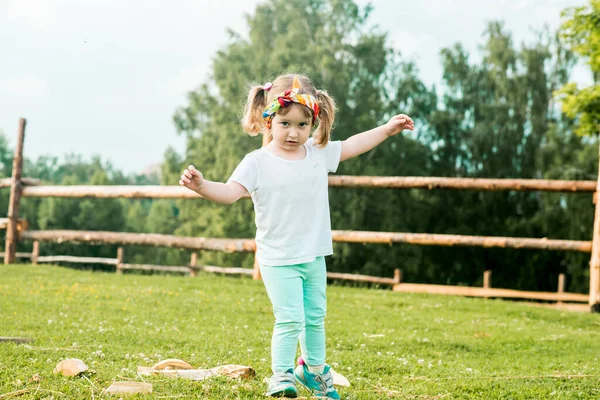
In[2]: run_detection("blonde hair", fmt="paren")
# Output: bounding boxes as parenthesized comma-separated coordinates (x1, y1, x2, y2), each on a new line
(241, 74, 336, 148)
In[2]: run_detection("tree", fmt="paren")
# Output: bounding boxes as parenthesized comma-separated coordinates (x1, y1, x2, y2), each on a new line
(417, 22, 596, 292)
(555, 0, 600, 137)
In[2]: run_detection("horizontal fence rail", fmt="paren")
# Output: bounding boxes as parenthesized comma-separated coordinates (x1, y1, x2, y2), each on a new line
(36, 255, 120, 265)
(0, 218, 28, 231)
(328, 176, 598, 192)
(333, 231, 592, 252)
(22, 185, 201, 199)
(0, 252, 32, 258)
(20, 230, 257, 252)
(196, 265, 254, 276)
(120, 264, 257, 276)
(17, 176, 598, 199)
(393, 283, 588, 303)
(121, 263, 193, 274)
(327, 271, 399, 285)
(19, 229, 591, 253)
(0, 177, 40, 188)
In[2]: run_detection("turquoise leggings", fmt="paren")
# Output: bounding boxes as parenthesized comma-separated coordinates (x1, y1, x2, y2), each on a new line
(259, 256, 327, 373)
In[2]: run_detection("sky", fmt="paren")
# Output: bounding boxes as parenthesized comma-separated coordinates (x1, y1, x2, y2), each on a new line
(0, 0, 593, 175)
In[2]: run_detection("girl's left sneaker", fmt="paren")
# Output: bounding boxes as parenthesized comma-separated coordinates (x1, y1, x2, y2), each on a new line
(294, 364, 340, 399)
(266, 369, 298, 398)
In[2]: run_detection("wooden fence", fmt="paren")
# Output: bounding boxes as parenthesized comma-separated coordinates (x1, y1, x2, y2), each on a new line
(2, 118, 600, 311)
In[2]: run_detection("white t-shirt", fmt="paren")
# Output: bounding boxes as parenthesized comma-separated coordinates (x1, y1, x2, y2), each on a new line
(228, 138, 342, 266)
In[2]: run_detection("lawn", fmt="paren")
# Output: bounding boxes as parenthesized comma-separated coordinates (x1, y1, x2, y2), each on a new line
(1, 264, 599, 399)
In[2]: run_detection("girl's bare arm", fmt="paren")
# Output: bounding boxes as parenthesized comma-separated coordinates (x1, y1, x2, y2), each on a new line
(179, 165, 248, 204)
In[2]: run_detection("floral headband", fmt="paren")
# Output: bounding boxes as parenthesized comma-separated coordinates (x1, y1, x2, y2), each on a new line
(262, 76, 320, 129)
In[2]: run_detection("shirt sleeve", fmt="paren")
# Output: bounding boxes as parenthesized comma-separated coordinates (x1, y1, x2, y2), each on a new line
(323, 140, 342, 173)
(227, 155, 259, 194)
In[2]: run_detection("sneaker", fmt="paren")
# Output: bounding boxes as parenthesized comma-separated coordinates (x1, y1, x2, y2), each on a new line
(294, 364, 341, 399)
(266, 369, 298, 398)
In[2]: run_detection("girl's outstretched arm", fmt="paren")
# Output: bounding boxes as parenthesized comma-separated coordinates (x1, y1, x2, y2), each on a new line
(340, 114, 414, 162)
(179, 165, 248, 204)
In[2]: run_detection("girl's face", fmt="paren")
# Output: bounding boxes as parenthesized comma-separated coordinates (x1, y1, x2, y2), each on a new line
(268, 105, 312, 155)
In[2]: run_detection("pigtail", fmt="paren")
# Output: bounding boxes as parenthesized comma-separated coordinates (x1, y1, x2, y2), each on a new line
(241, 85, 268, 136)
(312, 90, 336, 147)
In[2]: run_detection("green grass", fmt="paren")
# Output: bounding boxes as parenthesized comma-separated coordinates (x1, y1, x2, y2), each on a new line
(1, 264, 600, 399)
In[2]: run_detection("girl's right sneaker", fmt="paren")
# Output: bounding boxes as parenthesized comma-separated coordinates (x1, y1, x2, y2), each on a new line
(294, 364, 341, 399)
(266, 369, 298, 398)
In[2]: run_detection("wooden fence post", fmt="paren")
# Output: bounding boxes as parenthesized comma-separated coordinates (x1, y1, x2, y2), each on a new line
(190, 252, 198, 277)
(31, 241, 39, 265)
(557, 273, 566, 305)
(116, 247, 124, 275)
(483, 270, 492, 289)
(394, 268, 402, 284)
(4, 118, 26, 265)
(483, 270, 492, 299)
(252, 132, 271, 281)
(590, 139, 600, 312)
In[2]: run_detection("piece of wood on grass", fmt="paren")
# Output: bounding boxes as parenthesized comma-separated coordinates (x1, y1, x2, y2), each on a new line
(330, 369, 350, 387)
(138, 361, 255, 381)
(151, 359, 195, 370)
(137, 366, 216, 380)
(104, 382, 152, 395)
(210, 364, 255, 379)
(137, 365, 256, 381)
(53, 358, 88, 377)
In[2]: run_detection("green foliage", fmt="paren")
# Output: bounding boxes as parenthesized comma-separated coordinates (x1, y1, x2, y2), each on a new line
(555, 0, 600, 136)
(2, 265, 599, 399)
(418, 22, 598, 293)
(556, 82, 600, 136)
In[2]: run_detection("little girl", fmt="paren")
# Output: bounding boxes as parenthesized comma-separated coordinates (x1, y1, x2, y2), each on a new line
(179, 74, 414, 398)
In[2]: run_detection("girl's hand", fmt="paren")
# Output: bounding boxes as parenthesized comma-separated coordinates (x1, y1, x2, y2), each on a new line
(385, 114, 414, 136)
(179, 165, 204, 192)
